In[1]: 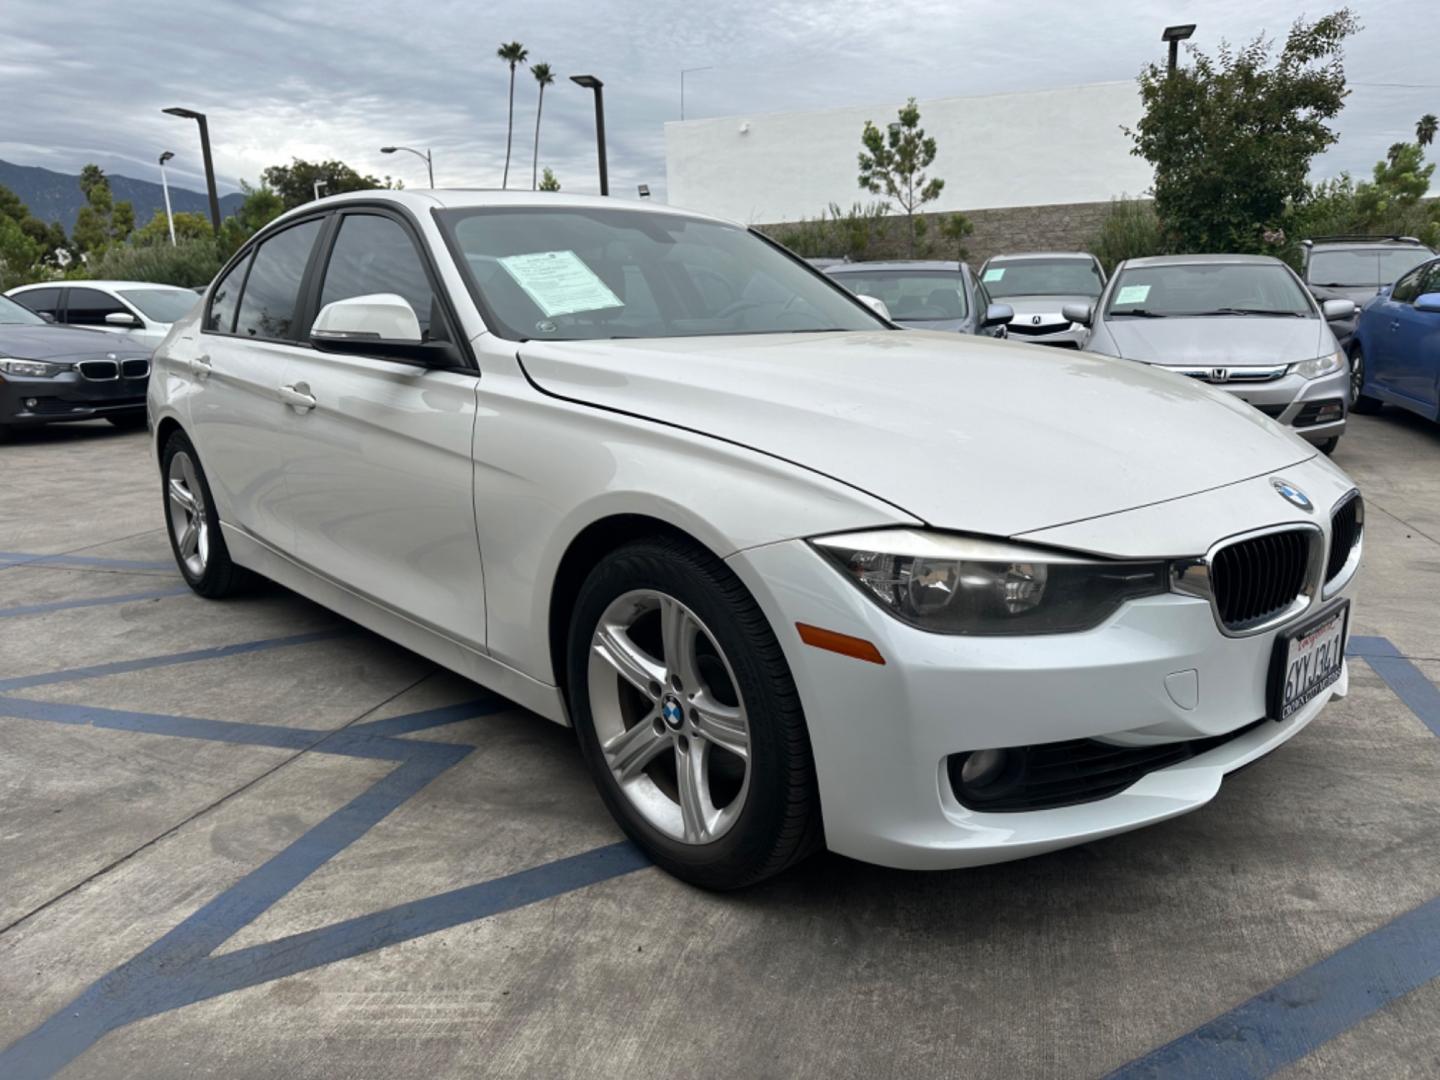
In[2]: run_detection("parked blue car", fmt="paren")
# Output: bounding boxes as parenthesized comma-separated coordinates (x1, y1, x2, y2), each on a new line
(1350, 256, 1440, 422)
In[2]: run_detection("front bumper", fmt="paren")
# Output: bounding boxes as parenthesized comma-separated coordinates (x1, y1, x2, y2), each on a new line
(1165, 366, 1350, 448)
(727, 487, 1358, 871)
(0, 369, 149, 427)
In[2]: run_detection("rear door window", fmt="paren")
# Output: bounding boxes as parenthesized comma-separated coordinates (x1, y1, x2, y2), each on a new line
(234, 219, 324, 340)
(12, 287, 61, 320)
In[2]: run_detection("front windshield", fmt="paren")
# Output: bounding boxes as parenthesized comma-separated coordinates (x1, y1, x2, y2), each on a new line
(1307, 248, 1433, 287)
(982, 259, 1103, 299)
(438, 207, 886, 341)
(0, 295, 45, 325)
(828, 270, 969, 321)
(1106, 263, 1315, 318)
(119, 288, 199, 323)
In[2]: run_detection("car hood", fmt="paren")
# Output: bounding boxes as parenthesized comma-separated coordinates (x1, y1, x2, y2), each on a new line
(1100, 316, 1329, 366)
(517, 330, 1313, 537)
(0, 324, 152, 361)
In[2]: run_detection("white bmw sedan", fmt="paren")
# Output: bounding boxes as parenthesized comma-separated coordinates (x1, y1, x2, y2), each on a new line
(148, 191, 1363, 889)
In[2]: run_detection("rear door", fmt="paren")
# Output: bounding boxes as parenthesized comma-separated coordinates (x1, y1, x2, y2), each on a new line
(280, 208, 485, 646)
(1369, 266, 1424, 395)
(188, 217, 325, 551)
(1391, 260, 1440, 412)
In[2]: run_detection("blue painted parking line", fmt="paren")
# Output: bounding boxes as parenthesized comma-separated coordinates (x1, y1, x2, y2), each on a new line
(0, 586, 189, 619)
(0, 550, 175, 571)
(1106, 896, 1440, 1079)
(1347, 635, 1440, 737)
(0, 628, 353, 692)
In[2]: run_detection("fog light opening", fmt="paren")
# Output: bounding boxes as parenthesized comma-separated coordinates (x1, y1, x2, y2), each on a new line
(960, 748, 1007, 788)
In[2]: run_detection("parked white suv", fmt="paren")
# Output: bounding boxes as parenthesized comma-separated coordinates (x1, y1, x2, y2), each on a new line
(148, 191, 1362, 888)
(7, 280, 199, 348)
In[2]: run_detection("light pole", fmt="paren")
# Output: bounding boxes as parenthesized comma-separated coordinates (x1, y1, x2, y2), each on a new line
(381, 145, 434, 187)
(570, 74, 608, 196)
(158, 151, 177, 247)
(680, 66, 713, 121)
(162, 107, 221, 235)
(313, 180, 327, 202)
(1162, 24, 1196, 75)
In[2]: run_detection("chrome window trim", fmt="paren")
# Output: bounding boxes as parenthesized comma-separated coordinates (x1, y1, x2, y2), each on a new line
(1170, 521, 1325, 638)
(1322, 489, 1364, 600)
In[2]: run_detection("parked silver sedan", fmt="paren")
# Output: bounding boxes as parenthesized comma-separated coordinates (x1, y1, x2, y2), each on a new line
(977, 252, 1105, 348)
(1068, 254, 1355, 453)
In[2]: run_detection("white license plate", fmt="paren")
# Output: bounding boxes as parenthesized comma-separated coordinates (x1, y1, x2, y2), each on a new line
(1271, 602, 1349, 721)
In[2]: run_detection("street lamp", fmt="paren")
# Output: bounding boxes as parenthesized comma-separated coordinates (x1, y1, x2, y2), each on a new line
(161, 107, 221, 235)
(381, 145, 435, 187)
(1162, 24, 1196, 75)
(570, 74, 608, 196)
(157, 151, 177, 247)
(637, 184, 651, 199)
(680, 66, 713, 121)
(313, 180, 327, 202)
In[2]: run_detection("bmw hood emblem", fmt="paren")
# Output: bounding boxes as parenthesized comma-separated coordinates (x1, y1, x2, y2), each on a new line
(1270, 478, 1314, 512)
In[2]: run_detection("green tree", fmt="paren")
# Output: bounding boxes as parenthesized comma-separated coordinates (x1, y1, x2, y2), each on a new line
(1129, 10, 1359, 253)
(218, 182, 286, 256)
(1417, 113, 1438, 148)
(72, 164, 135, 255)
(133, 210, 214, 247)
(937, 212, 974, 261)
(260, 159, 385, 211)
(538, 167, 561, 192)
(1355, 140, 1435, 218)
(531, 61, 555, 191)
(87, 237, 222, 288)
(497, 41, 529, 189)
(858, 98, 944, 257)
(0, 184, 68, 269)
(0, 214, 41, 290)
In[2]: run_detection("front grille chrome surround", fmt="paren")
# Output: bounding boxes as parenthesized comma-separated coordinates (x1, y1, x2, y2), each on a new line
(1323, 490, 1364, 599)
(78, 359, 119, 380)
(121, 358, 150, 379)
(1172, 523, 1324, 637)
(1169, 364, 1289, 384)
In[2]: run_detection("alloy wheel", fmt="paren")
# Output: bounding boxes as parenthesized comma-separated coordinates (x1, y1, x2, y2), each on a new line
(587, 589, 751, 844)
(1350, 350, 1364, 402)
(166, 450, 209, 579)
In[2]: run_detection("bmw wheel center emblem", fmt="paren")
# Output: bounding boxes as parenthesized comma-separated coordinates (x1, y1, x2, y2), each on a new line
(661, 695, 685, 730)
(1270, 478, 1314, 512)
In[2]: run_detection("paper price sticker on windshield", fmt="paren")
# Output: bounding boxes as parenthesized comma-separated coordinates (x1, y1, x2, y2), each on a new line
(1115, 284, 1150, 305)
(982, 268, 1005, 282)
(498, 250, 624, 317)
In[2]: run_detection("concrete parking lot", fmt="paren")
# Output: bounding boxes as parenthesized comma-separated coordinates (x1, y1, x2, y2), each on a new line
(2, 412, 1439, 1079)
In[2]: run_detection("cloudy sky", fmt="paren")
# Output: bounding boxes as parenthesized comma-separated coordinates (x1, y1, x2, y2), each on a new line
(1, 0, 1433, 205)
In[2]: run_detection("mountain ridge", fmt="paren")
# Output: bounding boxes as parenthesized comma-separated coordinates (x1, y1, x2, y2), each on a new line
(0, 159, 245, 235)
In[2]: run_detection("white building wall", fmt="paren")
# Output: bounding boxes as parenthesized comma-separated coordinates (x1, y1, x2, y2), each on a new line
(664, 81, 1153, 224)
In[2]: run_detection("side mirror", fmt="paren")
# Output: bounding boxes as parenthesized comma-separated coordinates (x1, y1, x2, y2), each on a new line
(39, 311, 55, 323)
(105, 311, 142, 328)
(1062, 302, 1094, 327)
(856, 294, 891, 321)
(1415, 292, 1440, 314)
(1321, 298, 1357, 321)
(982, 302, 1014, 329)
(310, 293, 455, 366)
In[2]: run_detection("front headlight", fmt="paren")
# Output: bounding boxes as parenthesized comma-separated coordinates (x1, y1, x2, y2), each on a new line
(1290, 349, 1344, 379)
(0, 358, 64, 378)
(811, 529, 1168, 635)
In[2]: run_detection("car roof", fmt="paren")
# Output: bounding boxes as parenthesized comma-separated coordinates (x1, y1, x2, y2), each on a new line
(827, 260, 966, 272)
(1120, 253, 1285, 269)
(1304, 237, 1428, 250)
(985, 252, 1097, 263)
(267, 188, 738, 229)
(10, 280, 196, 292)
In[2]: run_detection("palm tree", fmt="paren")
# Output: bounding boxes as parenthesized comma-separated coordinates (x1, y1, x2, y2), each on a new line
(530, 63, 555, 190)
(496, 41, 529, 188)
(1418, 114, 1438, 148)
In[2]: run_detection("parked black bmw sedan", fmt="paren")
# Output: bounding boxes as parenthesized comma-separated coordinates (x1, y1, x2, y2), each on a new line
(0, 294, 152, 440)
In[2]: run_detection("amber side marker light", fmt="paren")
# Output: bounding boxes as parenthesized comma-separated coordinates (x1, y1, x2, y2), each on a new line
(795, 623, 886, 665)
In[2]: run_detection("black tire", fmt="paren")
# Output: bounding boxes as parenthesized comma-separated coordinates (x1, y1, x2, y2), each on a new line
(1349, 346, 1383, 414)
(1316, 436, 1339, 456)
(566, 536, 822, 890)
(107, 413, 148, 430)
(161, 429, 250, 598)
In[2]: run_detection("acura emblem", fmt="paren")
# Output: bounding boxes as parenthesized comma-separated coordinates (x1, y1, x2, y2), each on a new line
(1270, 478, 1314, 512)
(1031, 314, 1042, 325)
(1210, 367, 1229, 383)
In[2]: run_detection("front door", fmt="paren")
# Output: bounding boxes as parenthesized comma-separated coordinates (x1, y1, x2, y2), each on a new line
(280, 210, 485, 647)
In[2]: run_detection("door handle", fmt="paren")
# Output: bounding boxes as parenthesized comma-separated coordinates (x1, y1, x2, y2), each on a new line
(1390, 320, 1401, 331)
(278, 382, 317, 412)
(190, 353, 212, 379)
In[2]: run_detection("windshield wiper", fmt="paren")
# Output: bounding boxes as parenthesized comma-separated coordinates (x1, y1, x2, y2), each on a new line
(1111, 309, 1167, 318)
(1189, 308, 1306, 318)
